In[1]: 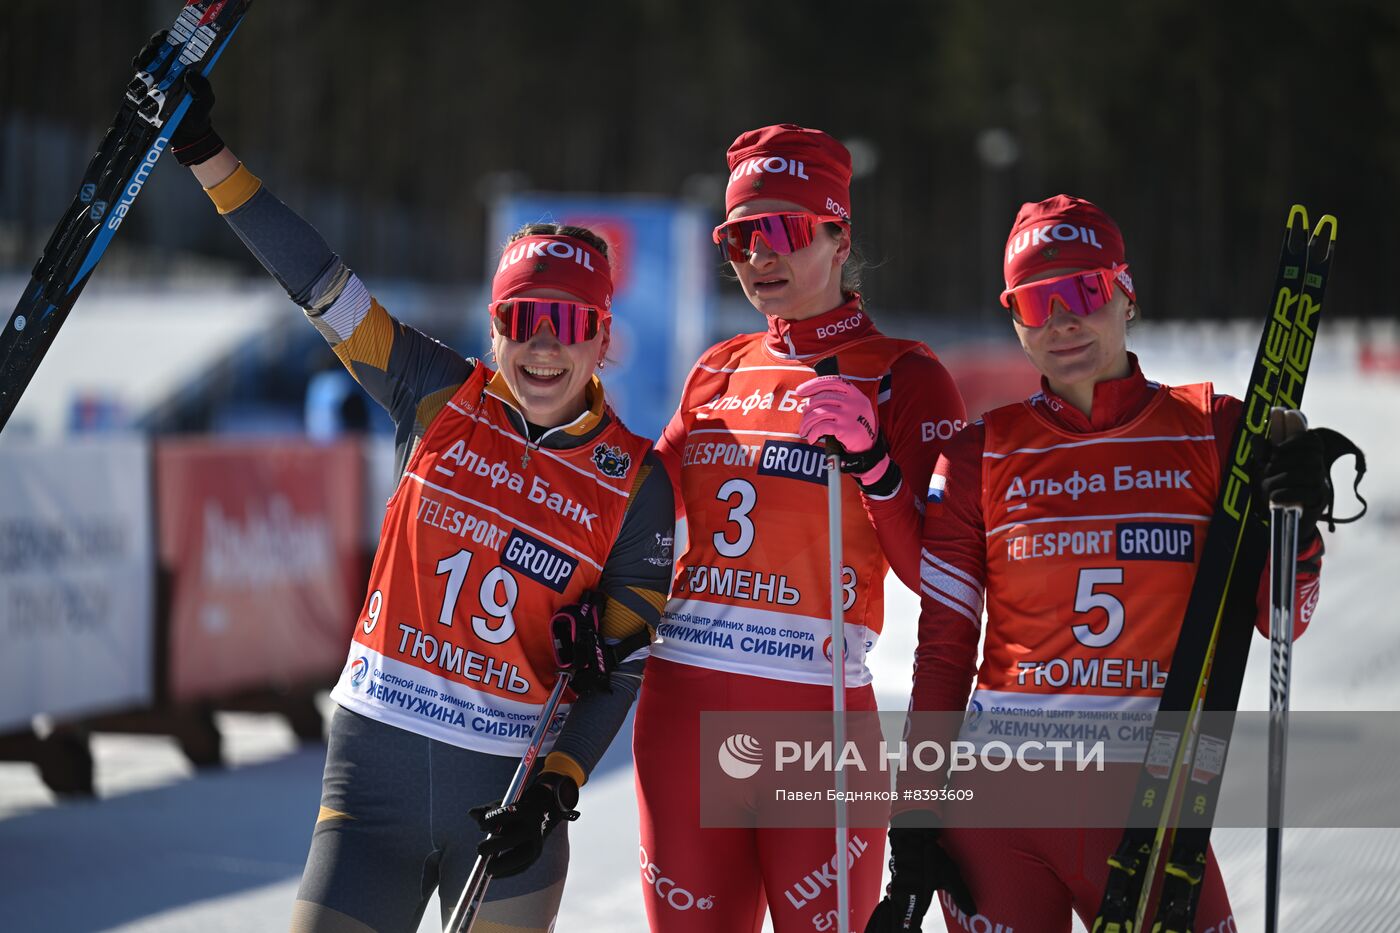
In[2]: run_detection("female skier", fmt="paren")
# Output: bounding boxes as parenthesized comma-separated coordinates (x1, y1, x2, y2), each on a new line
(169, 71, 673, 933)
(633, 123, 967, 932)
(860, 194, 1336, 932)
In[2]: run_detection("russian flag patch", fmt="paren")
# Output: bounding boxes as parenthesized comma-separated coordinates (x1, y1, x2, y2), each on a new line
(927, 474, 947, 503)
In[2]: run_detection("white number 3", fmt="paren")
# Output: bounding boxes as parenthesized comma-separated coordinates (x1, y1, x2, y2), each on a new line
(713, 478, 757, 558)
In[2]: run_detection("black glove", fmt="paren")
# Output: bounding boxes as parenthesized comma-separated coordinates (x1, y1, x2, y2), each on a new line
(132, 30, 223, 165)
(170, 71, 223, 165)
(470, 772, 580, 878)
(1260, 428, 1327, 541)
(837, 428, 890, 478)
(550, 592, 612, 696)
(864, 826, 976, 933)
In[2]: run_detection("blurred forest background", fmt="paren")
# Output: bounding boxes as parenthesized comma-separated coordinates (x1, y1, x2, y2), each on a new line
(1, 0, 1397, 322)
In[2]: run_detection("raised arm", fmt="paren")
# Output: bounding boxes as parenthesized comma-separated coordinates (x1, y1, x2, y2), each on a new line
(176, 77, 471, 474)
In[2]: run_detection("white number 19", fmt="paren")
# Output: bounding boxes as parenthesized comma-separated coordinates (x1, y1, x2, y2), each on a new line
(435, 548, 519, 644)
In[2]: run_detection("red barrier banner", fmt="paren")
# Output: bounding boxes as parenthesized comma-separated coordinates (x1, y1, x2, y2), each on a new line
(939, 342, 1042, 419)
(156, 439, 364, 703)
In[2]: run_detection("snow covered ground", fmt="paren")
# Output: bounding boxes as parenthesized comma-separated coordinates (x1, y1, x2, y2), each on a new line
(1, 338, 1396, 931)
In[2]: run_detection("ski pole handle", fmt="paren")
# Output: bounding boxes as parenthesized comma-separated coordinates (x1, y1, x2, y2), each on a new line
(812, 356, 847, 458)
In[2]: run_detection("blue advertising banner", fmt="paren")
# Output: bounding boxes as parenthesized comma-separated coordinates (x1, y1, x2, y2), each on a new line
(491, 195, 713, 440)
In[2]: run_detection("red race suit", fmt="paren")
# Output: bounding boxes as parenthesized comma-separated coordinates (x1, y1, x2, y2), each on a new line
(636, 297, 966, 932)
(907, 357, 1321, 933)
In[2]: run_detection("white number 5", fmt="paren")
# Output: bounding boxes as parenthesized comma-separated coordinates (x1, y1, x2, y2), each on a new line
(1072, 568, 1124, 647)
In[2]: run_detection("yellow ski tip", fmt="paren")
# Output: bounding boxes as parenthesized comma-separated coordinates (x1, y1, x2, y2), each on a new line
(1092, 921, 1132, 933)
(1287, 204, 1310, 229)
(1314, 213, 1339, 244)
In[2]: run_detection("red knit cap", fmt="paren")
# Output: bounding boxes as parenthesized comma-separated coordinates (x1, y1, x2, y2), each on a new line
(724, 124, 853, 222)
(491, 235, 613, 312)
(1003, 194, 1125, 289)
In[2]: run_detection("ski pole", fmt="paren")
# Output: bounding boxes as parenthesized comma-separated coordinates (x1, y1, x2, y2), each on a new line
(1093, 206, 1329, 933)
(1266, 499, 1301, 933)
(815, 356, 851, 933)
(1264, 406, 1308, 933)
(446, 670, 572, 933)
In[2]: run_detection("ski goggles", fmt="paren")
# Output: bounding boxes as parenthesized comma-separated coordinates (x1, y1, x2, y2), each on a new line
(490, 298, 604, 345)
(712, 211, 848, 262)
(1000, 264, 1136, 328)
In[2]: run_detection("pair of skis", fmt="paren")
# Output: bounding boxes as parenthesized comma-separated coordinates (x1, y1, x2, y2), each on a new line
(1092, 205, 1336, 932)
(0, 0, 252, 434)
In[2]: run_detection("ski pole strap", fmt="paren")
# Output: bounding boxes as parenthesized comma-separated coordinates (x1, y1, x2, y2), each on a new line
(603, 629, 651, 670)
(550, 591, 604, 673)
(548, 592, 650, 673)
(174, 127, 225, 166)
(1315, 427, 1368, 529)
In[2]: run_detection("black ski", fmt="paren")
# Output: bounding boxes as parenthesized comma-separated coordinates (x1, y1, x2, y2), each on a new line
(1092, 205, 1335, 932)
(1145, 213, 1336, 932)
(0, 0, 252, 434)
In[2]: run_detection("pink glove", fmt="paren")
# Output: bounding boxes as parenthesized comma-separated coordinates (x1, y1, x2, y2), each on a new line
(794, 375, 890, 483)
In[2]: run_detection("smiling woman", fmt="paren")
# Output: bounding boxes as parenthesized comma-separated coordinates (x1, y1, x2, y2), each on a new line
(867, 194, 1343, 933)
(159, 58, 675, 933)
(488, 224, 615, 432)
(634, 124, 968, 933)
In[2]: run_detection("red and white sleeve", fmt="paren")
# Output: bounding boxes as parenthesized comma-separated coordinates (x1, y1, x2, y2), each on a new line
(910, 423, 986, 714)
(861, 350, 968, 593)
